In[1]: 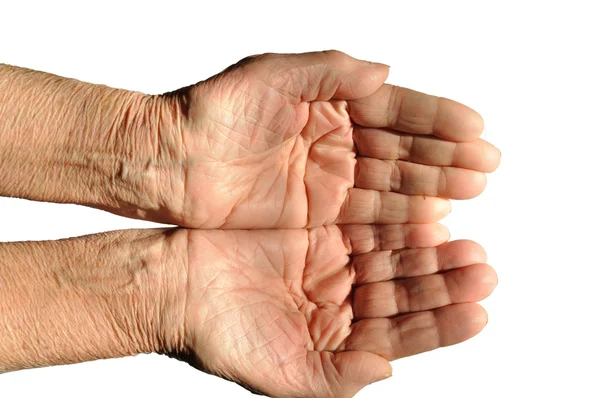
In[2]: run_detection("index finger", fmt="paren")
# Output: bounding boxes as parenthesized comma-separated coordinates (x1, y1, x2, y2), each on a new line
(347, 84, 484, 142)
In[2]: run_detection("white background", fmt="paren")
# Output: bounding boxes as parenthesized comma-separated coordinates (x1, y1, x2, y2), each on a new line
(1, 1, 599, 397)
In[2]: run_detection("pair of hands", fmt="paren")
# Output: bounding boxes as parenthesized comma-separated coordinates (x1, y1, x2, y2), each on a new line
(102, 51, 498, 397)
(0, 50, 499, 397)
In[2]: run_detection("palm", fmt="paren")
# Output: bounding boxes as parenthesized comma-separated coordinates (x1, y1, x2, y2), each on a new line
(185, 87, 355, 228)
(174, 51, 500, 228)
(183, 227, 496, 397)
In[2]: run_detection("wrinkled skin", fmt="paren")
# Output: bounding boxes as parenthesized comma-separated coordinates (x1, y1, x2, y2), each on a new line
(153, 51, 502, 396)
(182, 227, 497, 397)
(158, 51, 500, 228)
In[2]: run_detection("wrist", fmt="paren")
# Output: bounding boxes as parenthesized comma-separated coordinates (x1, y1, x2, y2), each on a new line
(82, 227, 189, 357)
(0, 65, 187, 222)
(91, 89, 189, 225)
(150, 228, 189, 356)
(77, 88, 181, 222)
(0, 229, 188, 371)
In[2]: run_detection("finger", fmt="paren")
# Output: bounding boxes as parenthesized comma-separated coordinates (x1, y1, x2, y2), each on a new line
(354, 128, 501, 172)
(341, 303, 488, 361)
(339, 223, 450, 255)
(354, 158, 487, 199)
(303, 225, 451, 304)
(265, 350, 391, 397)
(244, 50, 390, 103)
(353, 263, 497, 319)
(353, 239, 488, 284)
(348, 84, 484, 141)
(335, 189, 451, 225)
(313, 351, 392, 397)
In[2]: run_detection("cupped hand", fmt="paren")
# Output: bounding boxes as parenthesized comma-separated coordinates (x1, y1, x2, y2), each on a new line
(179, 226, 496, 396)
(157, 51, 500, 228)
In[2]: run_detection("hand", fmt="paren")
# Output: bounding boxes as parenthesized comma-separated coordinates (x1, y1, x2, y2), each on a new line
(178, 226, 496, 396)
(0, 53, 499, 228)
(155, 50, 500, 228)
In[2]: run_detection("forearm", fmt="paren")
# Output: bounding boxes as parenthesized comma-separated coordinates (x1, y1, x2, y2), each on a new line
(0, 65, 182, 221)
(0, 228, 187, 372)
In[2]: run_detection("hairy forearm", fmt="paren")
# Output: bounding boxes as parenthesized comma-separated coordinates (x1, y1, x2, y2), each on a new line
(0, 228, 187, 372)
(0, 65, 183, 221)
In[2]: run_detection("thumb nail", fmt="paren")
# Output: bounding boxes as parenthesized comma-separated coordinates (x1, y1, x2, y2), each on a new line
(372, 372, 393, 384)
(369, 61, 390, 68)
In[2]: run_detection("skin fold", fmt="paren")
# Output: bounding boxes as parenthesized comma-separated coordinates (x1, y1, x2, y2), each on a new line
(0, 51, 501, 397)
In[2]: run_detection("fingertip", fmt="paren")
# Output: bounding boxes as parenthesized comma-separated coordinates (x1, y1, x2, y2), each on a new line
(470, 303, 489, 330)
(332, 351, 392, 392)
(438, 303, 489, 346)
(367, 62, 391, 85)
(371, 61, 390, 69)
(463, 302, 489, 333)
(433, 223, 451, 244)
(469, 108, 486, 140)
(413, 197, 452, 223)
(468, 171, 488, 199)
(403, 223, 449, 248)
(443, 239, 488, 266)
(374, 363, 394, 383)
(466, 240, 488, 263)
(445, 169, 487, 199)
(474, 110, 486, 138)
(370, 359, 393, 386)
(487, 142, 502, 172)
(366, 62, 390, 87)
(439, 198, 452, 218)
(339, 63, 389, 100)
(461, 263, 498, 299)
(437, 98, 485, 142)
(368, 61, 391, 75)
(367, 354, 393, 383)
(480, 263, 499, 289)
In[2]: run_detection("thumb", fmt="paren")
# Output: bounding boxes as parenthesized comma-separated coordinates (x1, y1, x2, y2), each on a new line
(243, 50, 390, 103)
(329, 351, 392, 397)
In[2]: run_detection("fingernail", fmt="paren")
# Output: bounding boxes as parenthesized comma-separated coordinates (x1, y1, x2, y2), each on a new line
(372, 373, 393, 384)
(369, 61, 390, 68)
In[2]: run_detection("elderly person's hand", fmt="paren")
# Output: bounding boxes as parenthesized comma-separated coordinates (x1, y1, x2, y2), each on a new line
(0, 52, 500, 397)
(0, 227, 496, 398)
(178, 227, 495, 396)
(0, 51, 499, 228)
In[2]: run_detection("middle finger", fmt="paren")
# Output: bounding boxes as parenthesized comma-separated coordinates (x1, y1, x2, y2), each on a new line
(354, 157, 487, 199)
